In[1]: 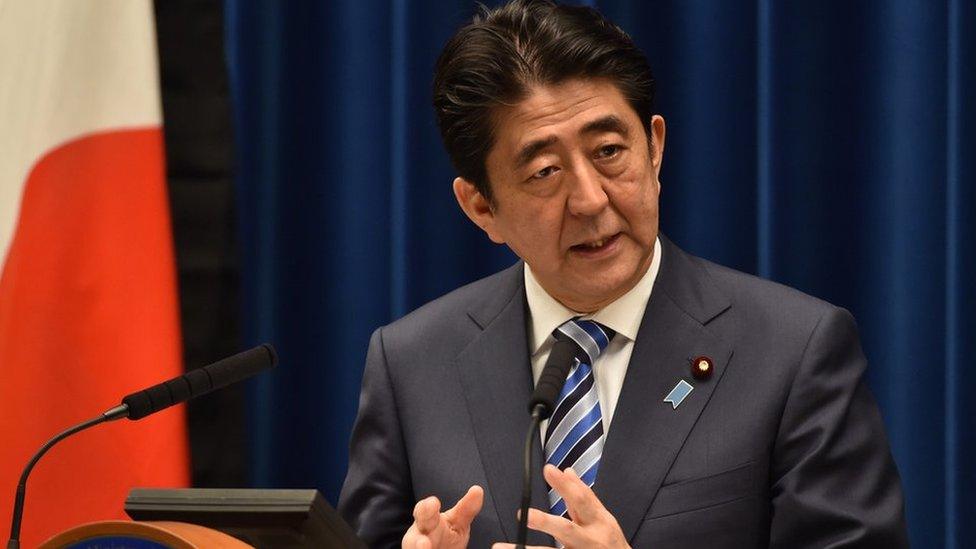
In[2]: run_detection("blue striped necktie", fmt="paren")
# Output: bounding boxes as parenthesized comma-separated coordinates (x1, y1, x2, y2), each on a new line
(544, 318, 615, 518)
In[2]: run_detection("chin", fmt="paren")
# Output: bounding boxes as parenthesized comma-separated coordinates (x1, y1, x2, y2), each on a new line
(565, 276, 630, 307)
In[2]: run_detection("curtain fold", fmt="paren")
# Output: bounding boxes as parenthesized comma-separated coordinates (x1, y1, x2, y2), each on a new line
(225, 2, 974, 546)
(944, 0, 975, 544)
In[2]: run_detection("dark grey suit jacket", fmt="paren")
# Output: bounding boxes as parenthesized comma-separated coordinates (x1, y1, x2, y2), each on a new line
(338, 237, 909, 548)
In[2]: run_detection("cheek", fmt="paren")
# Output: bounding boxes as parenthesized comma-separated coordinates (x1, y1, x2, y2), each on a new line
(610, 172, 655, 209)
(497, 202, 564, 254)
(528, 209, 566, 251)
(641, 182, 661, 213)
(611, 178, 660, 233)
(612, 161, 654, 195)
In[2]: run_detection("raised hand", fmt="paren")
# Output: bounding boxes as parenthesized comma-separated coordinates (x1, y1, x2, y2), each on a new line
(402, 485, 484, 549)
(493, 464, 630, 549)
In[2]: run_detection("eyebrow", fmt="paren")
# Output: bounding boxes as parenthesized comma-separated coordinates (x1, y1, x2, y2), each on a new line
(513, 115, 631, 169)
(580, 115, 630, 138)
(514, 136, 558, 169)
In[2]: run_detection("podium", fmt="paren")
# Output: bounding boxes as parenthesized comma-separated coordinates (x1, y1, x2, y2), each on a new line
(41, 520, 252, 548)
(38, 489, 365, 548)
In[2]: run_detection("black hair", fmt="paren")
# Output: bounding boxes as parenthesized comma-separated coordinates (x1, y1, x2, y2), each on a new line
(432, 0, 655, 202)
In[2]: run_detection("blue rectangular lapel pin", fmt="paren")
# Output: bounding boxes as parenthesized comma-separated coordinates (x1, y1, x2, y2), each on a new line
(664, 379, 694, 409)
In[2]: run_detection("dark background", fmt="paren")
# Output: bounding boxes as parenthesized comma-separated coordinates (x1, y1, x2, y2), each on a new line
(154, 1, 975, 547)
(154, 0, 246, 487)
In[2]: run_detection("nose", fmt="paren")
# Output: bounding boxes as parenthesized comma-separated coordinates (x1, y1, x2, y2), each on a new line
(566, 164, 609, 217)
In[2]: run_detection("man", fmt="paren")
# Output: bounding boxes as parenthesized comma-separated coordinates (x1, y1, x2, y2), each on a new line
(338, 1, 909, 547)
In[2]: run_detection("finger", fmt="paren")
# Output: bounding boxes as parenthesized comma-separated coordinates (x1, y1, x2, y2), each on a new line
(525, 507, 579, 545)
(491, 544, 554, 549)
(401, 524, 431, 549)
(412, 496, 442, 534)
(444, 485, 484, 527)
(543, 465, 603, 523)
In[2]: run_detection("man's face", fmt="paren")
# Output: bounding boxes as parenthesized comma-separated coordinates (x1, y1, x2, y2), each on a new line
(454, 78, 666, 312)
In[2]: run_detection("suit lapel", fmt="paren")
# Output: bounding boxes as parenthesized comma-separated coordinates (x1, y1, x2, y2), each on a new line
(594, 237, 733, 542)
(456, 264, 553, 545)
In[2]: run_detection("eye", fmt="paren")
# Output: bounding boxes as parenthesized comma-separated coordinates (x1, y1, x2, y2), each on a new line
(532, 166, 559, 179)
(596, 144, 623, 159)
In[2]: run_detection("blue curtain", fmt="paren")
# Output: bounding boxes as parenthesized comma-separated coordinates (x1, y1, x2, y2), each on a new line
(224, 1, 974, 547)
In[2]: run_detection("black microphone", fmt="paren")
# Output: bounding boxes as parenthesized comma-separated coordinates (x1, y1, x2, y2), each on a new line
(528, 338, 579, 419)
(517, 337, 579, 548)
(122, 343, 277, 420)
(7, 344, 277, 549)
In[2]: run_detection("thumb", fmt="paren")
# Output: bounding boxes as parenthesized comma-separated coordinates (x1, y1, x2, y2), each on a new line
(444, 485, 484, 527)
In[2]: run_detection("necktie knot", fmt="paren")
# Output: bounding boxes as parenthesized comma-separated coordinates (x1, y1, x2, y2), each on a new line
(555, 318, 615, 366)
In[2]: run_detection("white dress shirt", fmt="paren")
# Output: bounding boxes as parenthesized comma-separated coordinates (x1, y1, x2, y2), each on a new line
(525, 237, 662, 436)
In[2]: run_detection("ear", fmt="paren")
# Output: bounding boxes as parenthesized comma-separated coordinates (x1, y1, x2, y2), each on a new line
(452, 177, 506, 244)
(649, 114, 666, 175)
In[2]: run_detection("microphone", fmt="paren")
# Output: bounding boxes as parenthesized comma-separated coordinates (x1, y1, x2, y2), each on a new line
(6, 344, 277, 549)
(517, 337, 579, 548)
(122, 343, 277, 420)
(528, 338, 579, 418)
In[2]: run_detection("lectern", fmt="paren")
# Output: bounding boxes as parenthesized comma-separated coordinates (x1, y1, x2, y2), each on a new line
(38, 489, 365, 548)
(41, 520, 251, 548)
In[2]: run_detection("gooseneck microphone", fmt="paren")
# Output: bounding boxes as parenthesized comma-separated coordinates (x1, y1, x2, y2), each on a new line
(6, 344, 277, 549)
(528, 338, 579, 417)
(517, 337, 579, 549)
(121, 344, 277, 420)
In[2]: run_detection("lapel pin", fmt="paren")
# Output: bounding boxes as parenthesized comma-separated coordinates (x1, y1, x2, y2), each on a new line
(664, 379, 694, 409)
(691, 355, 714, 380)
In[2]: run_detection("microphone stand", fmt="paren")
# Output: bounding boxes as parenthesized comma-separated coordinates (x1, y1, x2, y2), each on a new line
(519, 340, 578, 549)
(517, 405, 545, 548)
(7, 404, 129, 549)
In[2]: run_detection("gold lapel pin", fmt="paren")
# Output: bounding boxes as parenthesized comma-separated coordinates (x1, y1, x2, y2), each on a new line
(691, 356, 713, 380)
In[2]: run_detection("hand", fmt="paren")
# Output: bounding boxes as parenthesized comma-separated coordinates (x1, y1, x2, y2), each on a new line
(402, 485, 484, 549)
(492, 464, 630, 549)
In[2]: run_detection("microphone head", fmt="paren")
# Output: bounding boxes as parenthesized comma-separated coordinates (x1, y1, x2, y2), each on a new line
(528, 338, 579, 419)
(205, 343, 278, 387)
(122, 343, 278, 420)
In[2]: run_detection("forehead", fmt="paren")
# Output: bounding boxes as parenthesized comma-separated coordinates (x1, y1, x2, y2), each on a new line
(488, 78, 643, 158)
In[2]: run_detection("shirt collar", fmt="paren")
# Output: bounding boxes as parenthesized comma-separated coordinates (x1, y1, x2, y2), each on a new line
(524, 236, 662, 355)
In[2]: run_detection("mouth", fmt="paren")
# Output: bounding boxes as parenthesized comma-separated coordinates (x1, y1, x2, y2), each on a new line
(570, 232, 622, 257)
